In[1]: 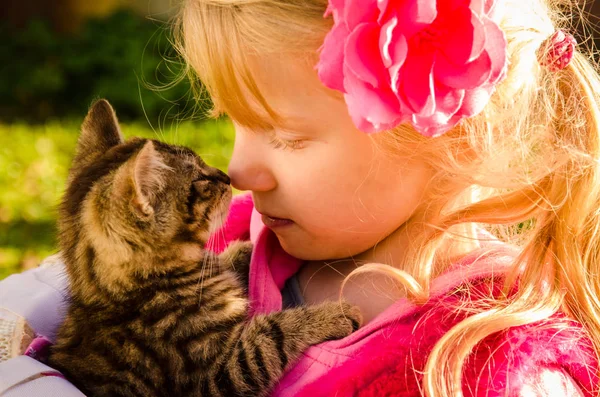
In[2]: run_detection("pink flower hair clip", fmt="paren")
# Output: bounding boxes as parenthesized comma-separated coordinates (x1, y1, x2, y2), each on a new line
(537, 30, 577, 72)
(317, 0, 509, 137)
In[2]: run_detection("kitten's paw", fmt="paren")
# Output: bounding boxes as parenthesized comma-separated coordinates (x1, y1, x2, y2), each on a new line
(336, 301, 363, 332)
(219, 240, 253, 283)
(233, 240, 253, 263)
(343, 302, 363, 332)
(220, 240, 253, 266)
(311, 301, 363, 340)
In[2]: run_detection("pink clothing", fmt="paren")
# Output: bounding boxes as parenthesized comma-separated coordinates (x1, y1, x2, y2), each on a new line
(207, 193, 599, 396)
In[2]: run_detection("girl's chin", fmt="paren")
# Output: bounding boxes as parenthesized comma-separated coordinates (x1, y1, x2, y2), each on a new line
(276, 238, 344, 262)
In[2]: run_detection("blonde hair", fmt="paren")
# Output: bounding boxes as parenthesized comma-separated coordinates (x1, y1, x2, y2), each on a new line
(174, 0, 600, 395)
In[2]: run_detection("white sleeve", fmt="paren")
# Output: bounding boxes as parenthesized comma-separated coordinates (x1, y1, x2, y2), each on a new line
(0, 257, 84, 396)
(0, 356, 85, 397)
(0, 255, 69, 341)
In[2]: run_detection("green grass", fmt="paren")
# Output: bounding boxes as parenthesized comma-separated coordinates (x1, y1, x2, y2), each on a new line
(0, 119, 235, 279)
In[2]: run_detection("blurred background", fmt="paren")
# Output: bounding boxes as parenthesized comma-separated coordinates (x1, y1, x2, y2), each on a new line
(0, 0, 235, 278)
(0, 0, 598, 279)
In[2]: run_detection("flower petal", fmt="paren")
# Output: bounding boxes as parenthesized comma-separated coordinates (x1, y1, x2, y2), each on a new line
(435, 84, 466, 118)
(377, 0, 393, 24)
(436, 0, 469, 13)
(440, 8, 486, 64)
(411, 84, 466, 136)
(326, 0, 346, 18)
(379, 14, 408, 91)
(381, 0, 437, 38)
(317, 20, 351, 92)
(434, 51, 492, 89)
(484, 0, 500, 17)
(399, 49, 436, 114)
(412, 113, 461, 137)
(482, 17, 508, 84)
(344, 63, 403, 133)
(345, 22, 386, 88)
(344, 0, 379, 30)
(379, 16, 398, 68)
(469, 0, 485, 15)
(388, 34, 408, 94)
(455, 86, 493, 118)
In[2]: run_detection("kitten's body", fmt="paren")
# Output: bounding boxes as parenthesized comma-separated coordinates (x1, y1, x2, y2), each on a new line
(48, 100, 361, 397)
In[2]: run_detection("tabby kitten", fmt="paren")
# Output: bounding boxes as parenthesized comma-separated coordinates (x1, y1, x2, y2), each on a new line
(48, 100, 362, 397)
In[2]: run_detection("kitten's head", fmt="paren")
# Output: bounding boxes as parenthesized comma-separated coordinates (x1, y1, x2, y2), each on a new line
(60, 100, 231, 268)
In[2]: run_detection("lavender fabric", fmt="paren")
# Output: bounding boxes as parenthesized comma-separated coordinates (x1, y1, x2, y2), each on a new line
(0, 257, 68, 342)
(0, 259, 85, 396)
(0, 355, 84, 397)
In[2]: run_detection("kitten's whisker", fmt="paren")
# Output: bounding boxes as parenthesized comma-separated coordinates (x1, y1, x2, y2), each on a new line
(197, 251, 212, 304)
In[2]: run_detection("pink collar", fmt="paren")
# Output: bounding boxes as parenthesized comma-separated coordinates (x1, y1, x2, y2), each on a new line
(248, 208, 303, 315)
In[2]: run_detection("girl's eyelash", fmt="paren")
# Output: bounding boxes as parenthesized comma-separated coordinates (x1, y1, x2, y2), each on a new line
(268, 135, 304, 151)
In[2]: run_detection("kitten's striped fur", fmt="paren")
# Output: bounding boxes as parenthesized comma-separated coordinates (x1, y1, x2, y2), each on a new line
(48, 100, 362, 397)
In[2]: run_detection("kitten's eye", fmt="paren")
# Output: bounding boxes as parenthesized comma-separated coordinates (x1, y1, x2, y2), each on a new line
(190, 179, 206, 194)
(191, 179, 211, 196)
(186, 180, 207, 214)
(182, 163, 196, 175)
(193, 169, 230, 185)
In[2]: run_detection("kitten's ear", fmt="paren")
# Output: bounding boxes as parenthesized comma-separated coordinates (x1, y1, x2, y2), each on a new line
(75, 99, 124, 165)
(130, 141, 172, 218)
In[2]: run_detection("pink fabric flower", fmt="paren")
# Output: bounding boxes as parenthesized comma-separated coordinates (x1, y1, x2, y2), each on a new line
(317, 0, 508, 137)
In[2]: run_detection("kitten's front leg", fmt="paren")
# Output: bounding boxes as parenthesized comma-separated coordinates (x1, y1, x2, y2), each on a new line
(217, 240, 253, 285)
(215, 301, 362, 397)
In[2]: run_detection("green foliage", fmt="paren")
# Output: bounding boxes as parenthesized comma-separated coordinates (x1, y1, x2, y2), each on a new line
(0, 10, 201, 123)
(0, 119, 234, 279)
(0, 8, 223, 280)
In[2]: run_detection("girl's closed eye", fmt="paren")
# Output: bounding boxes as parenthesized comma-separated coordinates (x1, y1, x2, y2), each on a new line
(265, 128, 307, 151)
(235, 121, 308, 151)
(268, 134, 305, 151)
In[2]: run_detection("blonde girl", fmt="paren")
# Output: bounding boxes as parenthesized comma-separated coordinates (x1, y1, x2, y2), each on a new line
(2, 0, 600, 395)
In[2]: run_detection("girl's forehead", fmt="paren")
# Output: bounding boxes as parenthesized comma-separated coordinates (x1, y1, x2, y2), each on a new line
(245, 55, 345, 124)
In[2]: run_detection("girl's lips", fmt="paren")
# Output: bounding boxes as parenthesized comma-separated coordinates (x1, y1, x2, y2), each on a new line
(261, 214, 294, 229)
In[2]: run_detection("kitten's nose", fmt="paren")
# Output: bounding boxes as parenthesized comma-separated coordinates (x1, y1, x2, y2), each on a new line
(206, 168, 230, 185)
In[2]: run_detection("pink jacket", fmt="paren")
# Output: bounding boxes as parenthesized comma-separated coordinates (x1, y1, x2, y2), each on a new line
(208, 194, 600, 396)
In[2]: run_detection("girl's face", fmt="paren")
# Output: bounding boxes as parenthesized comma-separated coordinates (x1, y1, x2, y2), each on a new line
(228, 56, 434, 261)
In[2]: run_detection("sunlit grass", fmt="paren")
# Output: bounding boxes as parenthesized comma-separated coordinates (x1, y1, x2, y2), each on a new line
(0, 118, 235, 279)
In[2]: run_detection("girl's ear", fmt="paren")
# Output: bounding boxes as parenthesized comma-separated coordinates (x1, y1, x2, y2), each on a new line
(74, 99, 124, 167)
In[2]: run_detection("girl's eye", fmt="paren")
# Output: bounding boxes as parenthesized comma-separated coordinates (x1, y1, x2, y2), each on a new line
(268, 135, 305, 151)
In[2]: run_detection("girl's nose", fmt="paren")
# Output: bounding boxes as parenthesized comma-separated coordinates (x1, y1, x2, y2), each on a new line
(228, 131, 277, 192)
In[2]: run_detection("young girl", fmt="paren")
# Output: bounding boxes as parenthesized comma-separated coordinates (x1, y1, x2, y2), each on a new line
(2, 0, 600, 395)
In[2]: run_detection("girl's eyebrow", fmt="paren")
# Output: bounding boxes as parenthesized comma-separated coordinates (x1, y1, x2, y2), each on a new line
(281, 116, 307, 126)
(277, 117, 320, 134)
(240, 104, 316, 131)
(259, 113, 303, 128)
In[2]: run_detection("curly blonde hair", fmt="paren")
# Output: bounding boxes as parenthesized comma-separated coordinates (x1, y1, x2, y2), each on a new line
(173, 0, 600, 395)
